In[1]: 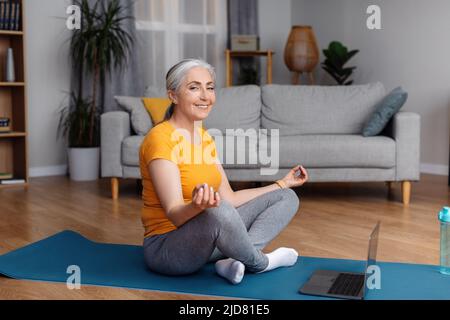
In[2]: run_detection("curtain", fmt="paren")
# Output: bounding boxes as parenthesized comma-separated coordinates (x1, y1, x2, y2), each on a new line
(227, 0, 260, 85)
(70, 0, 144, 113)
(134, 0, 226, 89)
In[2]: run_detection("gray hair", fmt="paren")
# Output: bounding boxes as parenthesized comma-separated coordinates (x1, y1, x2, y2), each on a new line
(164, 59, 216, 121)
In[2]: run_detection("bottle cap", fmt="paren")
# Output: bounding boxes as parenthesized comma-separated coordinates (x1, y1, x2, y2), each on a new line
(438, 206, 450, 223)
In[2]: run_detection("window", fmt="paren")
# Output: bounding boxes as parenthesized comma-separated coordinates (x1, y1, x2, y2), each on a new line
(135, 0, 227, 88)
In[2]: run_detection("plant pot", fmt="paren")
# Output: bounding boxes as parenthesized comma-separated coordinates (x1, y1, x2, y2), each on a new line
(68, 147, 100, 181)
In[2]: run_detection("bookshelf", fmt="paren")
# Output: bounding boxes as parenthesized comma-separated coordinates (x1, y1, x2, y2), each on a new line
(0, 0, 27, 188)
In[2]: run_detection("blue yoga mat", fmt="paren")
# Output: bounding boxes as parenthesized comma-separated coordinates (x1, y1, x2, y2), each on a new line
(0, 230, 449, 300)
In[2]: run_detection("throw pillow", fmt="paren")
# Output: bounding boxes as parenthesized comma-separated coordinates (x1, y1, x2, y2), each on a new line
(114, 96, 153, 135)
(362, 87, 408, 137)
(142, 97, 172, 125)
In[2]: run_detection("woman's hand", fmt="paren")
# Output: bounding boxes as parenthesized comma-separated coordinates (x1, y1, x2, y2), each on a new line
(191, 183, 221, 210)
(281, 165, 309, 188)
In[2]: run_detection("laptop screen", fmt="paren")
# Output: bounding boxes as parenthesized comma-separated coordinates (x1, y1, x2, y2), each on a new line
(368, 223, 380, 268)
(362, 222, 380, 296)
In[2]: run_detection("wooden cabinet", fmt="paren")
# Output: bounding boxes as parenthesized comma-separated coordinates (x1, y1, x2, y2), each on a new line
(0, 0, 28, 188)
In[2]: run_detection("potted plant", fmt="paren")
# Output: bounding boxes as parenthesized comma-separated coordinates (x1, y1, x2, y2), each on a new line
(58, 93, 100, 181)
(58, 0, 134, 181)
(321, 41, 359, 85)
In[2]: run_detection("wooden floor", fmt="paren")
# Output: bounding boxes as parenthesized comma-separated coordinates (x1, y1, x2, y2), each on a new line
(0, 174, 448, 299)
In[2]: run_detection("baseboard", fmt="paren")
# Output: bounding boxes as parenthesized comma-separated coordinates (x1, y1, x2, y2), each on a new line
(420, 163, 448, 176)
(29, 165, 68, 178)
(27, 163, 449, 178)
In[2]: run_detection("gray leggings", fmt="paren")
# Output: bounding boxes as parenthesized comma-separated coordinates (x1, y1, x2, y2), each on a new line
(143, 188, 300, 275)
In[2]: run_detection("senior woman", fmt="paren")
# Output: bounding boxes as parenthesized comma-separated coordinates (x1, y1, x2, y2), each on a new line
(140, 59, 308, 284)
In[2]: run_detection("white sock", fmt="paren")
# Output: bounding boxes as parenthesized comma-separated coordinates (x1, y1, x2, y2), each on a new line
(215, 258, 245, 285)
(258, 247, 298, 273)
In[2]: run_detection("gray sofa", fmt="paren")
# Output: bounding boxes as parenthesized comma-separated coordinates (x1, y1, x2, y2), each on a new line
(101, 82, 420, 204)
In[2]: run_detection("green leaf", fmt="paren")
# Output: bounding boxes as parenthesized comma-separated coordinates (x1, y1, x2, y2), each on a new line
(341, 49, 359, 65)
(344, 80, 354, 85)
(322, 65, 343, 84)
(329, 41, 348, 60)
(321, 41, 358, 85)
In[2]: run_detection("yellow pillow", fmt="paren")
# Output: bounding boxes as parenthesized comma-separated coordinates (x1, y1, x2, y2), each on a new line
(142, 97, 172, 125)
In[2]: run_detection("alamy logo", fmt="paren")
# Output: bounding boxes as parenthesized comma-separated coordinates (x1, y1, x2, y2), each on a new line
(66, 265, 81, 290)
(169, 121, 280, 175)
(367, 5, 382, 30)
(366, 265, 381, 290)
(66, 5, 81, 30)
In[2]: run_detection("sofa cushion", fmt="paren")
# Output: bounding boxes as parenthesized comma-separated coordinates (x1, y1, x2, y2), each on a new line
(115, 88, 169, 136)
(120, 134, 396, 169)
(122, 135, 145, 166)
(259, 134, 396, 168)
(122, 132, 262, 169)
(204, 85, 261, 134)
(261, 82, 386, 135)
(115, 96, 152, 136)
(144, 85, 262, 133)
(362, 87, 408, 136)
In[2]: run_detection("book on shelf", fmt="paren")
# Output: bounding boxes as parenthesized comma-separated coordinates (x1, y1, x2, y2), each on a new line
(0, 0, 20, 31)
(0, 172, 13, 179)
(0, 178, 25, 184)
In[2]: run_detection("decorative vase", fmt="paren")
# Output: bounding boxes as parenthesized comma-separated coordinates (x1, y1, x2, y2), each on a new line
(6, 47, 15, 82)
(284, 26, 319, 85)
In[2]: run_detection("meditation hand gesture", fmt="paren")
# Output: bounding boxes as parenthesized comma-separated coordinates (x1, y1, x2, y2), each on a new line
(192, 183, 221, 210)
(281, 165, 309, 188)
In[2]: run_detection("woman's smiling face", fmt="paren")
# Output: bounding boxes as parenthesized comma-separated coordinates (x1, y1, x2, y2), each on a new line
(169, 66, 216, 121)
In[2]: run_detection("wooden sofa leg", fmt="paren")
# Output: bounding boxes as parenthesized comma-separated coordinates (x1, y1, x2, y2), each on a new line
(401, 181, 411, 205)
(111, 178, 119, 200)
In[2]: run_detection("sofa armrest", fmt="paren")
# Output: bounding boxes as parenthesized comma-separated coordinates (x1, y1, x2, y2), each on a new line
(101, 111, 131, 178)
(389, 111, 421, 181)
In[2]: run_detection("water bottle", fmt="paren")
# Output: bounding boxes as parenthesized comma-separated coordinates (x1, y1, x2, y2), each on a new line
(438, 206, 450, 275)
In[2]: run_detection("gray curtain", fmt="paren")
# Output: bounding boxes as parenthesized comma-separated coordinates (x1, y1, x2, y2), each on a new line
(70, 0, 144, 113)
(227, 0, 260, 85)
(102, 0, 144, 112)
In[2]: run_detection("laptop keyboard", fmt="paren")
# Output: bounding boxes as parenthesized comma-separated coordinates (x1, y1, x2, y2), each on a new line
(327, 273, 365, 296)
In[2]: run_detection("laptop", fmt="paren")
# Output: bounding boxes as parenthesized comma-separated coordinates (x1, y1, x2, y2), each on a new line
(299, 221, 380, 300)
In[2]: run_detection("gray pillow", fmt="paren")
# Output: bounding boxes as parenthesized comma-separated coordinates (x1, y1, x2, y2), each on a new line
(114, 96, 152, 136)
(362, 87, 408, 137)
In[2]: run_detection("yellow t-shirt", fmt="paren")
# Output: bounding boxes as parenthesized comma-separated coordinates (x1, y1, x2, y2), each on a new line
(139, 120, 222, 238)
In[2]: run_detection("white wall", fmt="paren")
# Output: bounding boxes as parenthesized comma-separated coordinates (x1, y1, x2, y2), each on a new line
(25, 0, 71, 177)
(258, 0, 292, 84)
(291, 0, 450, 175)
